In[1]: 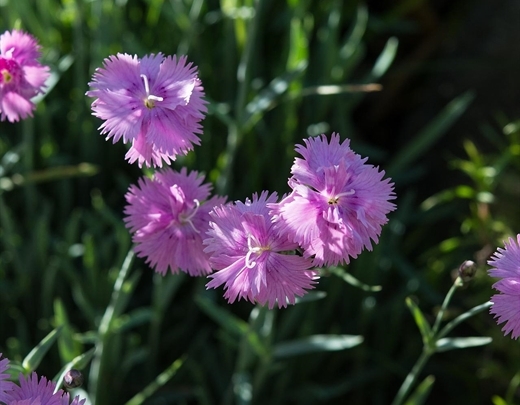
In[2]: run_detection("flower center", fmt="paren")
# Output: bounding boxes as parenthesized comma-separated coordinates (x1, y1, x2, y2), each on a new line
(328, 189, 355, 205)
(178, 199, 200, 233)
(140, 74, 163, 109)
(245, 234, 269, 269)
(0, 57, 21, 85)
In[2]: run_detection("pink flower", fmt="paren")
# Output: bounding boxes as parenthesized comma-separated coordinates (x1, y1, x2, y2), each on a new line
(3, 371, 85, 405)
(86, 53, 207, 167)
(270, 133, 396, 267)
(124, 168, 226, 276)
(488, 234, 520, 339)
(0, 30, 50, 122)
(0, 353, 14, 403)
(204, 191, 318, 309)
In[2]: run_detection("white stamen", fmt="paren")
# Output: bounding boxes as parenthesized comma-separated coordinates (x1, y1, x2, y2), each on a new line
(335, 189, 355, 199)
(182, 199, 201, 233)
(140, 74, 163, 103)
(245, 234, 262, 269)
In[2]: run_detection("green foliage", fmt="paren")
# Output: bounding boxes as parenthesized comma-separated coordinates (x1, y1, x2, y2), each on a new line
(0, 1, 519, 404)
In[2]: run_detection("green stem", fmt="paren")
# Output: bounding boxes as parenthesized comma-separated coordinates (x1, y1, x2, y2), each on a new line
(437, 301, 492, 340)
(431, 276, 462, 336)
(89, 249, 134, 405)
(391, 348, 432, 405)
(393, 276, 470, 405)
(125, 356, 186, 405)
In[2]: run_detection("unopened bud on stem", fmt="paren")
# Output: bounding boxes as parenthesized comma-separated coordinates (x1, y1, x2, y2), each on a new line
(458, 260, 477, 282)
(63, 369, 84, 389)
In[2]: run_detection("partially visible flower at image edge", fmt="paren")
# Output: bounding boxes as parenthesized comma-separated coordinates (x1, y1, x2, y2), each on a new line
(0, 353, 13, 403)
(86, 52, 207, 168)
(0, 353, 85, 405)
(270, 133, 396, 267)
(124, 167, 227, 276)
(0, 29, 50, 122)
(488, 234, 520, 339)
(204, 191, 318, 309)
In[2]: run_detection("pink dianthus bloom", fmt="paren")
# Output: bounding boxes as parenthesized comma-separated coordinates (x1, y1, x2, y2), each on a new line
(0, 353, 13, 403)
(124, 167, 226, 276)
(4, 372, 85, 405)
(0, 30, 50, 122)
(488, 234, 520, 339)
(87, 53, 207, 167)
(270, 133, 396, 267)
(204, 191, 318, 309)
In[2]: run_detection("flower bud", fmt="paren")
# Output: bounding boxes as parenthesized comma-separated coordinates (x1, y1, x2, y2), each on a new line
(458, 260, 477, 282)
(63, 369, 84, 389)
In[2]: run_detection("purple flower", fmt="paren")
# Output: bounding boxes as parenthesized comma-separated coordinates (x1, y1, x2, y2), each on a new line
(0, 30, 50, 122)
(488, 234, 520, 339)
(270, 133, 396, 267)
(204, 191, 318, 309)
(3, 371, 85, 405)
(124, 167, 226, 276)
(86, 53, 207, 167)
(0, 353, 14, 403)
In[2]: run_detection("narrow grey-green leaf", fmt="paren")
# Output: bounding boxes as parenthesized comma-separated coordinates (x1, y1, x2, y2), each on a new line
(22, 326, 63, 372)
(243, 62, 307, 129)
(329, 267, 382, 292)
(273, 334, 363, 359)
(437, 301, 492, 340)
(371, 36, 398, 79)
(195, 295, 249, 337)
(404, 375, 435, 405)
(388, 91, 474, 176)
(405, 297, 432, 346)
(54, 298, 81, 363)
(295, 291, 327, 303)
(112, 307, 153, 333)
(124, 356, 186, 405)
(435, 336, 492, 352)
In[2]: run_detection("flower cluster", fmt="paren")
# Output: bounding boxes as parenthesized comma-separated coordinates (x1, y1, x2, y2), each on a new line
(123, 131, 395, 308)
(0, 353, 85, 405)
(488, 234, 520, 339)
(86, 53, 207, 168)
(0, 30, 50, 122)
(203, 134, 395, 308)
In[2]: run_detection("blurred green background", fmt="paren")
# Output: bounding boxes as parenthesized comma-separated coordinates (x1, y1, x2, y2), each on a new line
(1, 0, 519, 404)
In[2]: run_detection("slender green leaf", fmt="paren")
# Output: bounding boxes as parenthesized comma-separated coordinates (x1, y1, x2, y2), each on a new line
(195, 295, 249, 337)
(196, 296, 269, 358)
(404, 375, 435, 405)
(273, 334, 363, 359)
(435, 337, 492, 352)
(54, 298, 82, 363)
(295, 291, 327, 303)
(437, 301, 492, 339)
(112, 308, 153, 333)
(388, 91, 475, 176)
(243, 62, 307, 129)
(22, 326, 63, 372)
(124, 356, 186, 405)
(405, 297, 432, 346)
(370, 36, 399, 79)
(491, 396, 508, 405)
(329, 266, 382, 292)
